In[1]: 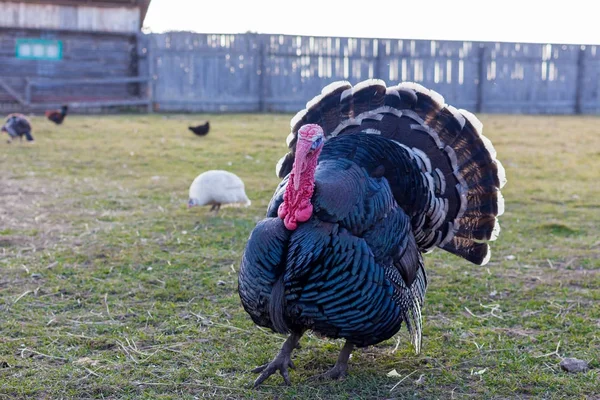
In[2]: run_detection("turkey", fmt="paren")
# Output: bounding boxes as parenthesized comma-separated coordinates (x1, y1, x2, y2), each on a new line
(2, 113, 34, 143)
(188, 170, 251, 213)
(238, 79, 506, 386)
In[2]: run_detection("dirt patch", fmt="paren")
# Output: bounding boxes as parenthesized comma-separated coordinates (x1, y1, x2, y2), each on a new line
(0, 236, 30, 248)
(0, 176, 71, 257)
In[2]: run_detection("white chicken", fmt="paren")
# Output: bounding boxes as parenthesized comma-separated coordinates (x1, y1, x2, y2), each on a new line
(188, 170, 251, 213)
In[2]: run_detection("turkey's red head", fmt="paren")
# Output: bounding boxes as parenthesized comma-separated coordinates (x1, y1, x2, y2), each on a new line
(292, 124, 324, 188)
(278, 124, 324, 230)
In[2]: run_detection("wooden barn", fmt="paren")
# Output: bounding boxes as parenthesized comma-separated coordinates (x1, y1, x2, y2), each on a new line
(0, 0, 152, 113)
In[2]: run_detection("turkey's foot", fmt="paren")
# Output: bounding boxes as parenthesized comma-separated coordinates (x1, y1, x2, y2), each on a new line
(252, 332, 302, 387)
(252, 355, 295, 386)
(308, 340, 354, 382)
(308, 363, 348, 381)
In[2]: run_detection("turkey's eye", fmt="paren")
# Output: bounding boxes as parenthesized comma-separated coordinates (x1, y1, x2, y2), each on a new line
(311, 137, 323, 150)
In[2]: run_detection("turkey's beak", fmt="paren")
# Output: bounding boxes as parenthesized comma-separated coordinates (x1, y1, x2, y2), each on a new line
(292, 142, 310, 190)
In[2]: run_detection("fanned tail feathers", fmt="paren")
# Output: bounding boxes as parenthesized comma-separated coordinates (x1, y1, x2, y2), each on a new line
(277, 79, 506, 266)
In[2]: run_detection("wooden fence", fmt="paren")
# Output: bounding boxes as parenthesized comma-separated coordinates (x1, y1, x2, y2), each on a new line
(145, 32, 600, 114)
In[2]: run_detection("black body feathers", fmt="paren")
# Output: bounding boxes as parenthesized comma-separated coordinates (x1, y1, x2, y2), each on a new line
(239, 79, 505, 352)
(189, 121, 210, 136)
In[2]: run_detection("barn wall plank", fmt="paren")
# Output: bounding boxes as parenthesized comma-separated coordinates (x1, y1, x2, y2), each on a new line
(0, 2, 140, 33)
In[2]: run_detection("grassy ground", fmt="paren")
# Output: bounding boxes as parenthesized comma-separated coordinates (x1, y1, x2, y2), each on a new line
(1, 113, 599, 399)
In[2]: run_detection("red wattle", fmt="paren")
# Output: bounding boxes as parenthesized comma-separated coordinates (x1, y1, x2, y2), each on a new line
(278, 132, 322, 231)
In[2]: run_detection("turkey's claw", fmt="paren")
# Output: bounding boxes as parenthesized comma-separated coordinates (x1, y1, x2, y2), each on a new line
(308, 363, 348, 382)
(252, 355, 295, 387)
(308, 340, 353, 382)
(252, 332, 302, 387)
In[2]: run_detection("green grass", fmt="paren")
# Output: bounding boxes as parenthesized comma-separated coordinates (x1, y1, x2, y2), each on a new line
(1, 113, 599, 399)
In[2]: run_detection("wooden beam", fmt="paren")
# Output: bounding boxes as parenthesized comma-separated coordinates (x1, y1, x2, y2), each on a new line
(0, 78, 28, 105)
(0, 26, 138, 38)
(374, 39, 383, 79)
(28, 77, 150, 87)
(476, 45, 486, 113)
(144, 34, 155, 113)
(27, 98, 151, 109)
(257, 35, 265, 112)
(0, 0, 141, 9)
(574, 47, 585, 115)
(157, 99, 260, 106)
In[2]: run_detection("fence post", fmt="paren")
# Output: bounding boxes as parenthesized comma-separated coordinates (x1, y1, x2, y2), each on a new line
(476, 45, 486, 113)
(375, 39, 382, 79)
(257, 34, 266, 112)
(574, 46, 585, 114)
(147, 35, 155, 113)
(25, 78, 31, 105)
(137, 33, 154, 113)
(133, 33, 152, 113)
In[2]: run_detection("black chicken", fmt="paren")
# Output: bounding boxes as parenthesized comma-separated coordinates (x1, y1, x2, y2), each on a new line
(2, 113, 34, 143)
(189, 121, 210, 136)
(45, 105, 68, 125)
(238, 79, 506, 386)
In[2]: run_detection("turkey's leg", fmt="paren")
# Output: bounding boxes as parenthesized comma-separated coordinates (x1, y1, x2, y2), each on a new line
(252, 332, 302, 387)
(309, 340, 354, 381)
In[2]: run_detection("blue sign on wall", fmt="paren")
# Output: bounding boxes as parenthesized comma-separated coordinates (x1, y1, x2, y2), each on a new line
(16, 39, 63, 60)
